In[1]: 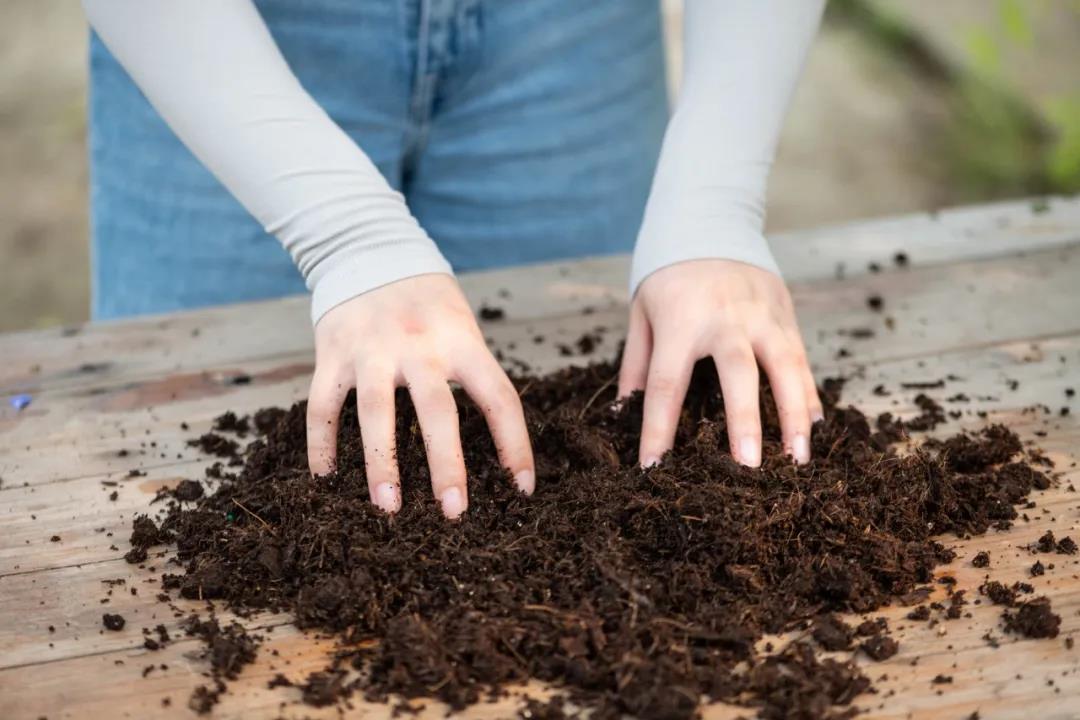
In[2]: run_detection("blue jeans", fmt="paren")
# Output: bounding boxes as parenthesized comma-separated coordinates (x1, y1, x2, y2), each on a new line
(89, 0, 668, 320)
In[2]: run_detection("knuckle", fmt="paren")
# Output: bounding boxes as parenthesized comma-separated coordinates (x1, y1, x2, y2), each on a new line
(486, 380, 521, 415)
(355, 384, 385, 411)
(717, 344, 755, 370)
(414, 383, 451, 413)
(647, 374, 680, 399)
(306, 394, 339, 422)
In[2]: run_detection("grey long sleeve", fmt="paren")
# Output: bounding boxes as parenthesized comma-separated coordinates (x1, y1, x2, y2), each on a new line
(83, 0, 452, 325)
(84, 0, 822, 321)
(630, 0, 824, 295)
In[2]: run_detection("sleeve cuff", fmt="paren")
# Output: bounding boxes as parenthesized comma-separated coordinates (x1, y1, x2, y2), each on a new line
(629, 221, 780, 298)
(309, 241, 454, 325)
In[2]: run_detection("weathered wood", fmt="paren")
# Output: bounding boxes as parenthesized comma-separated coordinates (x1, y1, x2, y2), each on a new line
(2, 199, 1079, 719)
(3, 242, 1080, 489)
(3, 330, 1078, 578)
(2, 195, 1077, 397)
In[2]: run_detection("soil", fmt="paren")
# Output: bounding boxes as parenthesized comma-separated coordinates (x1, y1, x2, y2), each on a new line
(133, 358, 1061, 719)
(1003, 599, 1061, 639)
(102, 613, 126, 631)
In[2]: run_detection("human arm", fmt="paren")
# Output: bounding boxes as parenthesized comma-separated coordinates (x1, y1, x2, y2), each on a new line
(83, 0, 534, 514)
(620, 0, 826, 467)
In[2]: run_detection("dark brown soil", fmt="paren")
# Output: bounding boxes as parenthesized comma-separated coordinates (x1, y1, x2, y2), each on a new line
(181, 615, 261, 713)
(136, 359, 1061, 719)
(1003, 599, 1061, 639)
(186, 432, 239, 458)
(173, 479, 204, 502)
(102, 613, 126, 631)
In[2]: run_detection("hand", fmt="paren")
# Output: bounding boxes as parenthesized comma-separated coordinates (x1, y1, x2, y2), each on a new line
(306, 274, 535, 518)
(618, 259, 822, 468)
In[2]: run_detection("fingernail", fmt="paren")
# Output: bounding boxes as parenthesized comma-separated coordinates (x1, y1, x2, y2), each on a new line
(811, 410, 825, 424)
(373, 483, 399, 513)
(641, 456, 660, 469)
(514, 469, 535, 495)
(792, 434, 810, 464)
(440, 487, 466, 519)
(738, 437, 761, 467)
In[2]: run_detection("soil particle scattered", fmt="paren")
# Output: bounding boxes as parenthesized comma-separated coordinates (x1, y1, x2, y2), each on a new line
(575, 331, 602, 355)
(1036, 530, 1057, 553)
(123, 547, 148, 564)
(980, 581, 1017, 606)
(906, 606, 931, 622)
(252, 408, 286, 435)
(1032, 530, 1077, 555)
(213, 411, 251, 436)
(268, 673, 293, 689)
(181, 615, 260, 713)
(860, 635, 899, 662)
(173, 479, 204, 502)
(855, 618, 888, 637)
(302, 670, 349, 707)
(139, 358, 1060, 719)
(812, 614, 855, 651)
(972, 551, 990, 568)
(1003, 598, 1061, 639)
(186, 433, 239, 458)
(903, 394, 947, 432)
(130, 515, 165, 548)
(478, 305, 505, 321)
(901, 380, 946, 390)
(102, 613, 126, 631)
(867, 295, 884, 312)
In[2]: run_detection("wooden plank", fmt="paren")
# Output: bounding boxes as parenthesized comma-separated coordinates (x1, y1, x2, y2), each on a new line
(2, 196, 1077, 398)
(4, 242, 1080, 488)
(2, 457, 1077, 668)
(2, 496, 1077, 718)
(3, 328, 1078, 577)
(1, 339, 1078, 716)
(3, 199, 1080, 717)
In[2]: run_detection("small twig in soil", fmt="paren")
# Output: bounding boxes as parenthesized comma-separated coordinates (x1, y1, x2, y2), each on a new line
(579, 375, 618, 420)
(231, 498, 274, 533)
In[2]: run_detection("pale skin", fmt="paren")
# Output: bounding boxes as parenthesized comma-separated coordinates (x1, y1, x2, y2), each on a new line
(307, 259, 822, 519)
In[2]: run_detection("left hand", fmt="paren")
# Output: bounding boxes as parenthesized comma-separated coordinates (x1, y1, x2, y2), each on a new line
(618, 259, 822, 468)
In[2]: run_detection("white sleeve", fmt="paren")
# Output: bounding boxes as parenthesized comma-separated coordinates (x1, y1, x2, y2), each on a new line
(630, 0, 824, 295)
(82, 0, 453, 325)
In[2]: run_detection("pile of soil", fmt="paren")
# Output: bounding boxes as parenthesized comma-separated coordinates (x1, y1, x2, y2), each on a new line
(132, 359, 1060, 719)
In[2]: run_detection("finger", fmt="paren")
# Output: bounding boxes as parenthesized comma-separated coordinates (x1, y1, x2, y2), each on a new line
(617, 301, 652, 398)
(405, 362, 468, 519)
(801, 360, 824, 423)
(355, 363, 400, 513)
(638, 334, 695, 467)
(783, 326, 824, 423)
(712, 339, 763, 468)
(454, 352, 536, 495)
(754, 333, 812, 463)
(306, 364, 353, 477)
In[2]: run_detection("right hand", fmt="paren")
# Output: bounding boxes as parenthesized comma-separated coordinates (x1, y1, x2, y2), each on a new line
(306, 274, 535, 519)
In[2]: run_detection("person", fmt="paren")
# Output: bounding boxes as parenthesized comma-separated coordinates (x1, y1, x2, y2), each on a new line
(83, 0, 825, 519)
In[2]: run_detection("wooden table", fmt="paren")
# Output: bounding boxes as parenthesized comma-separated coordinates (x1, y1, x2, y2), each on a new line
(2, 197, 1080, 719)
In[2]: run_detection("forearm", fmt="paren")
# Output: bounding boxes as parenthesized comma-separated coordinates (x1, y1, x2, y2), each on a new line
(630, 0, 825, 295)
(83, 0, 451, 324)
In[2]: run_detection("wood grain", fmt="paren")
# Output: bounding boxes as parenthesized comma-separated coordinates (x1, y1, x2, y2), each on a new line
(2, 198, 1079, 719)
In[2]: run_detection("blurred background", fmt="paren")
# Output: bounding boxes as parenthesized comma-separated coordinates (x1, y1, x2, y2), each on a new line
(1, 0, 1078, 332)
